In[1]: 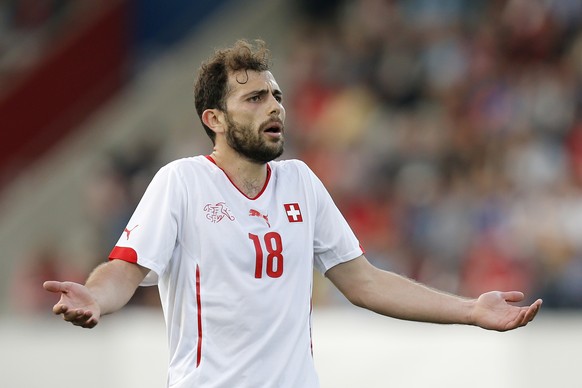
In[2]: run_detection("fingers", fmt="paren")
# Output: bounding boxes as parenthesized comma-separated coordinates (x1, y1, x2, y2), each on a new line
(498, 307, 525, 331)
(62, 308, 98, 328)
(43, 280, 67, 293)
(500, 291, 525, 303)
(493, 295, 542, 331)
(523, 299, 543, 324)
(81, 318, 98, 329)
(52, 303, 68, 315)
(63, 308, 87, 321)
(509, 298, 543, 330)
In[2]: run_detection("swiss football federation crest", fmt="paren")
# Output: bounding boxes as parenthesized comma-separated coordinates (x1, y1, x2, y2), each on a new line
(284, 203, 303, 223)
(204, 202, 235, 223)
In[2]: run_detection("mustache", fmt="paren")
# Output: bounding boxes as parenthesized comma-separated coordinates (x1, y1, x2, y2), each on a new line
(259, 117, 285, 132)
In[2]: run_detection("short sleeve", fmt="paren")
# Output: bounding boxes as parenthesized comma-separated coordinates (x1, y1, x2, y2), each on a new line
(304, 165, 363, 274)
(109, 163, 186, 286)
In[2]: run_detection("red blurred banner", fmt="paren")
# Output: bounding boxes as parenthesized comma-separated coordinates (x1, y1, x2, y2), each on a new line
(0, 1, 130, 188)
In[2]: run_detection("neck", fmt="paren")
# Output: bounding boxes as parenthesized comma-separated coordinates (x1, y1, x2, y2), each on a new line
(211, 149, 268, 198)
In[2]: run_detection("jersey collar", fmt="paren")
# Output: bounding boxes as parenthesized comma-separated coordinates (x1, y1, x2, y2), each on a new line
(205, 155, 271, 200)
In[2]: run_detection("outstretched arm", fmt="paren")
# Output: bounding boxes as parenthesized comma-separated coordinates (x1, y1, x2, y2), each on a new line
(326, 255, 542, 331)
(43, 259, 149, 328)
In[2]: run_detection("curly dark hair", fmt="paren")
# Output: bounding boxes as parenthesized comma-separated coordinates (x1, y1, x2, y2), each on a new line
(194, 39, 271, 144)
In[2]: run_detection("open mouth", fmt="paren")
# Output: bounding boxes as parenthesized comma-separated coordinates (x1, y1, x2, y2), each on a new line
(262, 121, 283, 135)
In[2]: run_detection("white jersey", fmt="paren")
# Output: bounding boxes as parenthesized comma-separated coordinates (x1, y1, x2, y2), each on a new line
(109, 155, 363, 388)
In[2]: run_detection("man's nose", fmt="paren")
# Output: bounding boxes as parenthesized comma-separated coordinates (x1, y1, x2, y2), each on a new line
(268, 95, 282, 116)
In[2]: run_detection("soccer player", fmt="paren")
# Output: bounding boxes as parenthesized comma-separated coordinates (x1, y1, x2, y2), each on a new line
(43, 39, 542, 388)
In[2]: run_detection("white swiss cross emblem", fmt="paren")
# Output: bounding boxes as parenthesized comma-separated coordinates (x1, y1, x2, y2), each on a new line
(284, 203, 303, 223)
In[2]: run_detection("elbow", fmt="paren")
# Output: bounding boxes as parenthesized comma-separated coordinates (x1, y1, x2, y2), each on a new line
(349, 295, 368, 309)
(326, 255, 380, 311)
(341, 282, 374, 310)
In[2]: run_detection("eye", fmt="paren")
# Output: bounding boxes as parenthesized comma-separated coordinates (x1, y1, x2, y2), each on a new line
(248, 94, 262, 102)
(274, 95, 283, 103)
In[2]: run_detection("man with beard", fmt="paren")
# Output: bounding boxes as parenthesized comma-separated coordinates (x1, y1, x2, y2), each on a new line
(43, 40, 542, 388)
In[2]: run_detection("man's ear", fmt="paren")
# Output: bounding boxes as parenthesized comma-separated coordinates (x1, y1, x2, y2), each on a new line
(202, 109, 225, 134)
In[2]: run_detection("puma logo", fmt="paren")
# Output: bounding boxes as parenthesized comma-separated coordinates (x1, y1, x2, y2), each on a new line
(249, 209, 270, 227)
(124, 225, 139, 240)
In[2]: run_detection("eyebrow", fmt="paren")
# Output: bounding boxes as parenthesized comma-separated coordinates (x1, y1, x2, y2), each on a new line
(242, 88, 283, 99)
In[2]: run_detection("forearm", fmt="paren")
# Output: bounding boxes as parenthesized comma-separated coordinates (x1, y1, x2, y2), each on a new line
(356, 269, 475, 325)
(85, 259, 148, 316)
(328, 256, 541, 331)
(327, 256, 476, 325)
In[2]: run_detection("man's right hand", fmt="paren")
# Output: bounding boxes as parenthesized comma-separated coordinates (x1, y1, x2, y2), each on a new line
(43, 281, 101, 328)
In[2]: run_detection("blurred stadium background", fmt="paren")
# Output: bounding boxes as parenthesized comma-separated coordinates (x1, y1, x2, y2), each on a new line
(1, 0, 580, 387)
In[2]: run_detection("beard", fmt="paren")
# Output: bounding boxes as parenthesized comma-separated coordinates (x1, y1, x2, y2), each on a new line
(224, 114, 284, 164)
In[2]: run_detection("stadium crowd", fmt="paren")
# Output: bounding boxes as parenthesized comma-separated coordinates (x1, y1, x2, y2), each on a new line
(10, 0, 582, 312)
(283, 0, 582, 308)
(0, 0, 92, 88)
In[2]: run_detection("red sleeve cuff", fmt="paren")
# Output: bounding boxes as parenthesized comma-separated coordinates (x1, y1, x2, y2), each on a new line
(109, 246, 138, 263)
